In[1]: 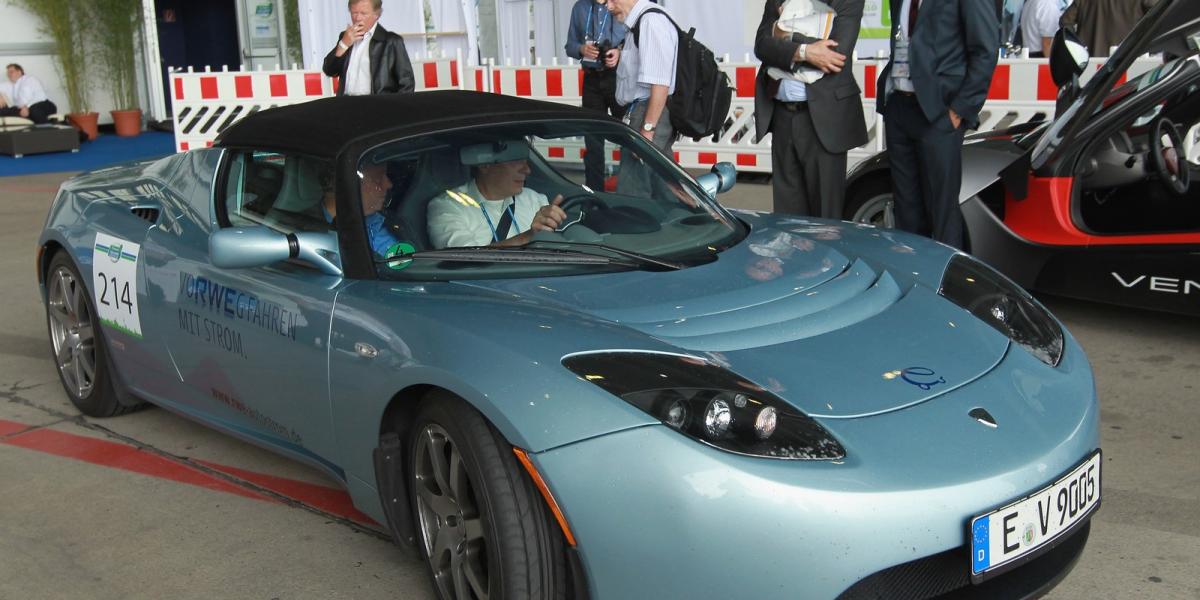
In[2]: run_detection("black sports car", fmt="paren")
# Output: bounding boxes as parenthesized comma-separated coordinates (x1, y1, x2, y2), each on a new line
(845, 0, 1200, 316)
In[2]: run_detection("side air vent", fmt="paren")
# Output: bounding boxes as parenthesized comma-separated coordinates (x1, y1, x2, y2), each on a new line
(131, 207, 160, 223)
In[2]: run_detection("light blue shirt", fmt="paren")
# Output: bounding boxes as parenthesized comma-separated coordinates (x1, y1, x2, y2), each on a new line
(776, 79, 808, 102)
(615, 0, 679, 106)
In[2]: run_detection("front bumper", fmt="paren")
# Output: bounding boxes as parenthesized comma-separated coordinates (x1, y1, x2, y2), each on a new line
(533, 335, 1099, 599)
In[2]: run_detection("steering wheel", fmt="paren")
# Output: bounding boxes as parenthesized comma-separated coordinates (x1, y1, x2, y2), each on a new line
(557, 192, 661, 234)
(1149, 117, 1190, 196)
(557, 193, 605, 232)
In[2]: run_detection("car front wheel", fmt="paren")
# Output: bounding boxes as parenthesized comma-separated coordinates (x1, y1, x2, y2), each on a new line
(845, 178, 896, 229)
(44, 252, 137, 417)
(409, 391, 569, 600)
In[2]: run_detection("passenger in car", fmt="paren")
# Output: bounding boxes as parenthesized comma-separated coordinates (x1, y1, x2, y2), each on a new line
(426, 142, 566, 248)
(323, 162, 403, 256)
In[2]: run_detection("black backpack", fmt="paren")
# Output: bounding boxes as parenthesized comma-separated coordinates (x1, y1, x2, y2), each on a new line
(631, 8, 733, 139)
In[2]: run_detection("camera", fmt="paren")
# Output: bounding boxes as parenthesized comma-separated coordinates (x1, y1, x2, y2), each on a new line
(582, 39, 614, 70)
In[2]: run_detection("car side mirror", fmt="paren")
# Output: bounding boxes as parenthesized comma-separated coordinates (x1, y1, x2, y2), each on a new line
(696, 162, 737, 197)
(209, 227, 343, 277)
(1049, 28, 1090, 88)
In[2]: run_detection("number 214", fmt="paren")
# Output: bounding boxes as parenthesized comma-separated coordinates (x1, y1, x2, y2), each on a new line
(97, 272, 133, 314)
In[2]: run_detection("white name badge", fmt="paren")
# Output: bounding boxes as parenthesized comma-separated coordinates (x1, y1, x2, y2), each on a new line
(893, 39, 911, 79)
(92, 233, 143, 339)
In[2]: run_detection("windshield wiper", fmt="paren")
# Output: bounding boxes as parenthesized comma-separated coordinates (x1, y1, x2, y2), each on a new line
(377, 246, 644, 268)
(523, 240, 685, 271)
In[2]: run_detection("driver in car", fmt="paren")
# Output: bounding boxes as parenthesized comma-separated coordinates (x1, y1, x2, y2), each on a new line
(427, 141, 567, 248)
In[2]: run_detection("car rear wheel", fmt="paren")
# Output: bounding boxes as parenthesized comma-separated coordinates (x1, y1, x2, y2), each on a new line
(44, 252, 136, 417)
(409, 391, 569, 600)
(845, 178, 896, 228)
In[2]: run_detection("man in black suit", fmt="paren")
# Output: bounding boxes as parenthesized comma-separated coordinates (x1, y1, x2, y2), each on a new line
(323, 0, 415, 96)
(877, 0, 999, 249)
(754, 0, 868, 219)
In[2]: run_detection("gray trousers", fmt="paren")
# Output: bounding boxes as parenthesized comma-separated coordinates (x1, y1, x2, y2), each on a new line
(616, 100, 675, 198)
(770, 102, 847, 219)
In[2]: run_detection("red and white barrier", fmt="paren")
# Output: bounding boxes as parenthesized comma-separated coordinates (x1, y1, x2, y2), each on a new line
(170, 67, 332, 153)
(487, 60, 583, 104)
(170, 52, 1170, 172)
(414, 58, 462, 92)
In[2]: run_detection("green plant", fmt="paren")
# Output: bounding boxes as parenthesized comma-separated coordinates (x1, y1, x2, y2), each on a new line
(86, 0, 141, 110)
(8, 0, 90, 113)
(284, 0, 303, 67)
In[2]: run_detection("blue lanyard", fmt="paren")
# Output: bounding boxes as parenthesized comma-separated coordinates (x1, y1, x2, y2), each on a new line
(585, 4, 608, 42)
(479, 200, 517, 242)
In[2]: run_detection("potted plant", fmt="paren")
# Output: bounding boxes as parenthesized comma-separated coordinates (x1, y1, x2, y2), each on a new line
(9, 0, 95, 138)
(87, 0, 143, 136)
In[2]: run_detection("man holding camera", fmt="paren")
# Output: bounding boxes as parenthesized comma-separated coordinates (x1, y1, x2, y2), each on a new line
(565, 0, 628, 191)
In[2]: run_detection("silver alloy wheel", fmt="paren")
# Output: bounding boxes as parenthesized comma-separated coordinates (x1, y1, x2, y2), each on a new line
(852, 193, 897, 229)
(413, 423, 491, 600)
(47, 265, 97, 399)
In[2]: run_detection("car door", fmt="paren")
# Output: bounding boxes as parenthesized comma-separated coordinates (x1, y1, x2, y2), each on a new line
(144, 149, 348, 469)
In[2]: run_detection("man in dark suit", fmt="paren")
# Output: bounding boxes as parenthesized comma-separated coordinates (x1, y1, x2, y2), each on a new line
(322, 0, 415, 96)
(754, 0, 868, 219)
(877, 0, 998, 249)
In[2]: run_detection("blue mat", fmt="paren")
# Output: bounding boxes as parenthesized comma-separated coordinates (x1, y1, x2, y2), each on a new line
(0, 131, 177, 177)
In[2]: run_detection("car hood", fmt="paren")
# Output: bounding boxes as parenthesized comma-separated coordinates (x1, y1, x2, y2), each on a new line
(455, 218, 1009, 418)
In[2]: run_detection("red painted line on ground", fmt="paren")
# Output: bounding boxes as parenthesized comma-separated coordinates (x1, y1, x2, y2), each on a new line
(196, 460, 377, 526)
(0, 420, 31, 436)
(0, 418, 377, 526)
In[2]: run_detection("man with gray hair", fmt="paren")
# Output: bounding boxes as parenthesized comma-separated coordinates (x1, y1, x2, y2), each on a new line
(322, 0, 415, 95)
(606, 0, 679, 196)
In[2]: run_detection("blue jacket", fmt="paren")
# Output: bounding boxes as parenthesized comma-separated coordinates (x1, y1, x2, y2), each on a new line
(876, 0, 1000, 129)
(565, 0, 628, 64)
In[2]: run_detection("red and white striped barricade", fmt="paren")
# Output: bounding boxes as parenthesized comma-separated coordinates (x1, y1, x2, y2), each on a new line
(413, 55, 463, 92)
(170, 67, 333, 152)
(487, 59, 584, 105)
(170, 54, 1169, 176)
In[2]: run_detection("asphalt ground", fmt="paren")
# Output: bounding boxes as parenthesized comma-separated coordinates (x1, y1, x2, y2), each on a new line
(1, 172, 1197, 600)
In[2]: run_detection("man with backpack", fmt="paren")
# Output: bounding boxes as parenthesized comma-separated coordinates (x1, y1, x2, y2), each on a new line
(606, 0, 680, 196)
(606, 0, 679, 152)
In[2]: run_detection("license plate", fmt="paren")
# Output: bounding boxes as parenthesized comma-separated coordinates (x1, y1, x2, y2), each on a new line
(969, 450, 1101, 580)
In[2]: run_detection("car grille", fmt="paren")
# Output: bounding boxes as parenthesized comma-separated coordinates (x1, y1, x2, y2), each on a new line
(836, 521, 1091, 600)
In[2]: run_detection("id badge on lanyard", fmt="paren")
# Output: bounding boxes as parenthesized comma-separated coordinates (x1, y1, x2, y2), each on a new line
(893, 31, 911, 79)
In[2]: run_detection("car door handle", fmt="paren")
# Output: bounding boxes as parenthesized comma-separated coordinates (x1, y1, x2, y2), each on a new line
(355, 342, 378, 359)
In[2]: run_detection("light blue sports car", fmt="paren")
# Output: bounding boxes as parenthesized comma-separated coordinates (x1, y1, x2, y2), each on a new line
(37, 91, 1100, 599)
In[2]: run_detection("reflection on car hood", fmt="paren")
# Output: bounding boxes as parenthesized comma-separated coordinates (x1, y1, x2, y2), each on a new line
(458, 218, 1009, 418)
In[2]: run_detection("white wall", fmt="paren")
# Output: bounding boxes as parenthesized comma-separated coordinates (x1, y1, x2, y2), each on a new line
(0, 4, 122, 122)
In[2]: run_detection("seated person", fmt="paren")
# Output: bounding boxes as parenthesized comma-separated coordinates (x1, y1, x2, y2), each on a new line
(323, 162, 403, 256)
(0, 64, 58, 124)
(427, 141, 566, 248)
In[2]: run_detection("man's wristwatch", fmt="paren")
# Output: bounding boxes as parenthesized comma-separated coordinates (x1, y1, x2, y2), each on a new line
(797, 43, 808, 63)
(338, 40, 350, 51)
(642, 122, 657, 133)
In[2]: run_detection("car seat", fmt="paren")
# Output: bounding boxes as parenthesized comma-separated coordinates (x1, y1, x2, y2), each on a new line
(266, 157, 328, 232)
(387, 147, 469, 249)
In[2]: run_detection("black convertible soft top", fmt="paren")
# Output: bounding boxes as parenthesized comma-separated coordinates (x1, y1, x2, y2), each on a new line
(215, 90, 598, 159)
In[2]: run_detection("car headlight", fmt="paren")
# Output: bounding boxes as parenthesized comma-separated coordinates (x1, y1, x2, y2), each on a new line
(562, 352, 845, 460)
(939, 255, 1064, 366)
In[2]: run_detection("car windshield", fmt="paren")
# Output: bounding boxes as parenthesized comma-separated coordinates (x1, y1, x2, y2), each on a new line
(357, 119, 747, 280)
